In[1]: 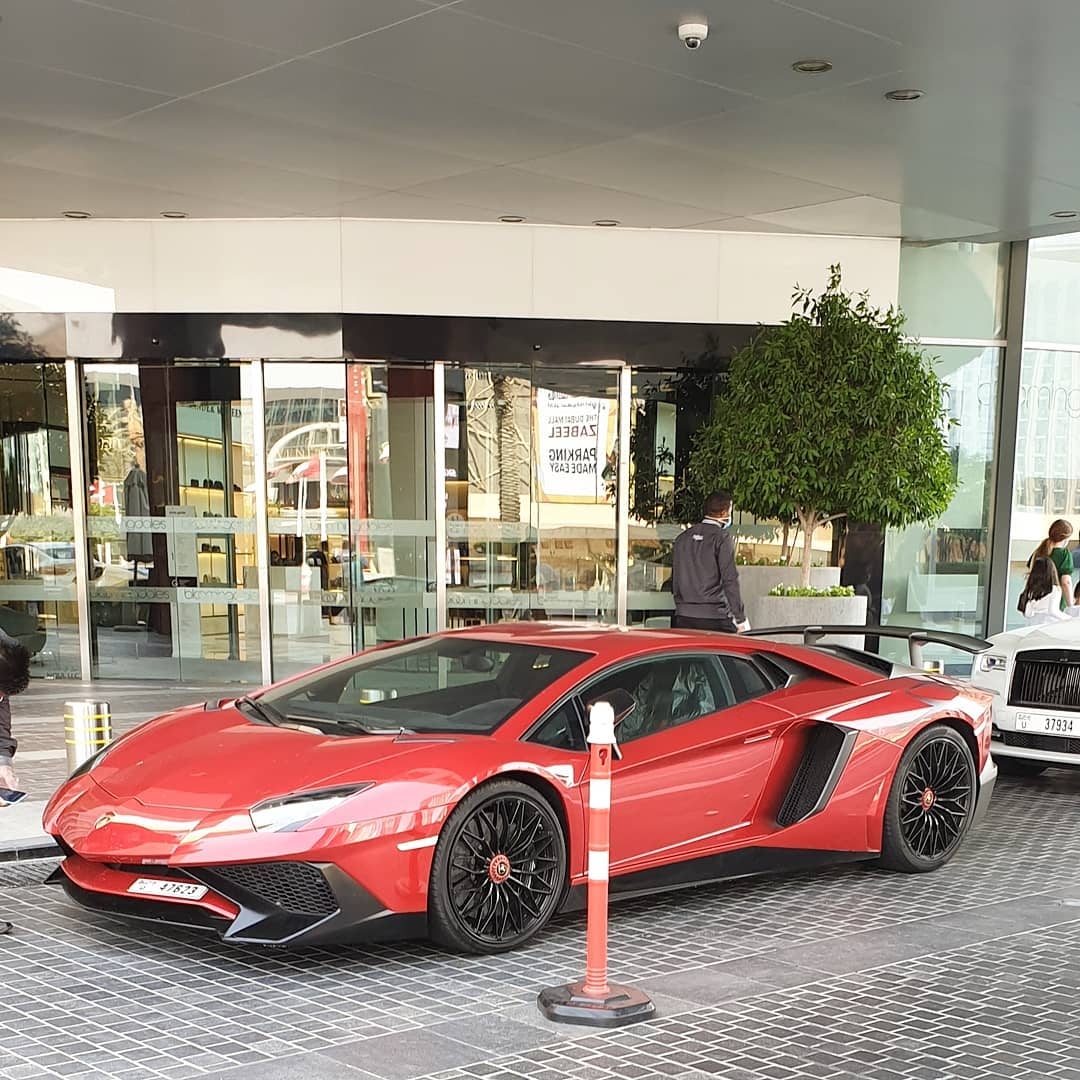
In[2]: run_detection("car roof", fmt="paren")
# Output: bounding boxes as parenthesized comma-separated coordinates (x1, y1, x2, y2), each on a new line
(443, 622, 879, 682)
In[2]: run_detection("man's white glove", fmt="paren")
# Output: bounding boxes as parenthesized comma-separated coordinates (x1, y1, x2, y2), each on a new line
(735, 619, 750, 634)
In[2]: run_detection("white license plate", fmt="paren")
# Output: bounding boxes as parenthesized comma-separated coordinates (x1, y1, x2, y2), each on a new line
(1016, 712, 1078, 736)
(128, 877, 207, 900)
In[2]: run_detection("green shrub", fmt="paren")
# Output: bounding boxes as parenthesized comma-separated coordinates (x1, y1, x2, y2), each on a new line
(767, 584, 856, 598)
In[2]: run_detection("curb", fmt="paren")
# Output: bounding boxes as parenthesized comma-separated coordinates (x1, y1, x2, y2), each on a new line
(0, 842, 60, 863)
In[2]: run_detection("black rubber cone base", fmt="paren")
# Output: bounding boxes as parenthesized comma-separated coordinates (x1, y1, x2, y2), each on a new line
(537, 980, 655, 1027)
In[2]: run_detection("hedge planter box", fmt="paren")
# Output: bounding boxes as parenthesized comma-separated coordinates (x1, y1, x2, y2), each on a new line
(740, 566, 841, 630)
(753, 593, 868, 650)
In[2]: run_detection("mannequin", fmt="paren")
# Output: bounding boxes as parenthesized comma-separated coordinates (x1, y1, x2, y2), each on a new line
(123, 457, 153, 579)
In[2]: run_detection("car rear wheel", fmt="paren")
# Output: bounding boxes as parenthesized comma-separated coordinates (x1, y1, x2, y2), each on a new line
(880, 724, 976, 873)
(995, 757, 1048, 778)
(429, 779, 567, 954)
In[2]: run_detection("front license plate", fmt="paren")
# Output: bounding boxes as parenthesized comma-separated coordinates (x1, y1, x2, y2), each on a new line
(128, 877, 207, 900)
(1016, 712, 1077, 736)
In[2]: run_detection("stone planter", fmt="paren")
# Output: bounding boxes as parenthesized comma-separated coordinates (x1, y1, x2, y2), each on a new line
(752, 593, 868, 650)
(739, 566, 841, 631)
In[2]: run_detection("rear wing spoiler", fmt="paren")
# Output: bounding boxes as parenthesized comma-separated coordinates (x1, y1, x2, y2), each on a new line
(744, 624, 992, 669)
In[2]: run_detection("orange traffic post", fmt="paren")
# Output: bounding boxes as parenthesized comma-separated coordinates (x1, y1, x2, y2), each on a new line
(537, 700, 655, 1027)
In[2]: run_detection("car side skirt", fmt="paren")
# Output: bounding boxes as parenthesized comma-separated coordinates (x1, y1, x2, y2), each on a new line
(558, 846, 874, 912)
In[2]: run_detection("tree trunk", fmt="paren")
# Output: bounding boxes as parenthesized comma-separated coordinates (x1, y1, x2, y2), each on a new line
(798, 510, 817, 588)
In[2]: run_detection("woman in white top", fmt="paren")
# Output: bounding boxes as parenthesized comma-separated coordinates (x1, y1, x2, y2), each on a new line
(1018, 555, 1070, 624)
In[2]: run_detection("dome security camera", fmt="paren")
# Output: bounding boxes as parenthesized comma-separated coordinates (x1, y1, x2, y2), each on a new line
(678, 21, 709, 49)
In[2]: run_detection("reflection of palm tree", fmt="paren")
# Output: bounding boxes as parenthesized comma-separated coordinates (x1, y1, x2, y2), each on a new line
(493, 375, 520, 523)
(0, 314, 47, 361)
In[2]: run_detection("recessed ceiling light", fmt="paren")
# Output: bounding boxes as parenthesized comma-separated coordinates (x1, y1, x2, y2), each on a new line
(497, 214, 525, 223)
(792, 59, 833, 74)
(160, 210, 188, 219)
(884, 88, 925, 101)
(61, 210, 92, 219)
(592, 219, 620, 227)
(1050, 210, 1079, 220)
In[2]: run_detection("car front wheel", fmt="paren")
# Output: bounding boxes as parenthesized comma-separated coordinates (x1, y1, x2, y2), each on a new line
(880, 724, 976, 873)
(429, 779, 567, 954)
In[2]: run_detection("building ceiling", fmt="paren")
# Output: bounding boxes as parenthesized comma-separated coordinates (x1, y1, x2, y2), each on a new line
(1, 0, 1080, 241)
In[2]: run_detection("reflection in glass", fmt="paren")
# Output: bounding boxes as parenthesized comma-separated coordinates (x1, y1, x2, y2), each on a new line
(1024, 235, 1080, 347)
(263, 362, 436, 678)
(264, 362, 352, 679)
(625, 368, 721, 626)
(898, 242, 1009, 342)
(1007, 349, 1080, 628)
(881, 346, 1001, 658)
(84, 362, 261, 682)
(445, 366, 619, 626)
(0, 358, 78, 677)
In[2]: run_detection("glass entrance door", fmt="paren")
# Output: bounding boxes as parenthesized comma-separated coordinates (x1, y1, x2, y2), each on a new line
(83, 361, 261, 684)
(444, 364, 620, 626)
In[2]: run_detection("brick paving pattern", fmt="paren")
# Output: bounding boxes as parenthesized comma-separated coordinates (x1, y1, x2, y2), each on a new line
(0, 759, 1078, 1078)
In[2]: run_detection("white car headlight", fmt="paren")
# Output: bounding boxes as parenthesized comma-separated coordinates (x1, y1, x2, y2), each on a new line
(977, 653, 1008, 673)
(250, 783, 374, 833)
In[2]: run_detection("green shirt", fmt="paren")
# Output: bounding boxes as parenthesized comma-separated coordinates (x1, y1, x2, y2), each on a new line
(1030, 546, 1075, 609)
(1054, 547, 1075, 608)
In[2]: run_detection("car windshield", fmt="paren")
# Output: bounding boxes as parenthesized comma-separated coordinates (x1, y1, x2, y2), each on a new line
(257, 637, 590, 736)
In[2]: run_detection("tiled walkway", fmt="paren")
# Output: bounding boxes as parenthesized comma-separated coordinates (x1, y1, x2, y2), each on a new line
(3, 769, 1080, 1080)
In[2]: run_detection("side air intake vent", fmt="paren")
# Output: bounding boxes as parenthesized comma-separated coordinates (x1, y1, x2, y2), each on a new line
(777, 724, 857, 827)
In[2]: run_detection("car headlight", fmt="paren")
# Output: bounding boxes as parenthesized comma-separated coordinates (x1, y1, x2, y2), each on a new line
(249, 783, 374, 833)
(978, 653, 1008, 673)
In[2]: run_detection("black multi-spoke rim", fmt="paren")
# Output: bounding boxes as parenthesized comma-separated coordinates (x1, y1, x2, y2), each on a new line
(899, 739, 972, 860)
(448, 795, 562, 945)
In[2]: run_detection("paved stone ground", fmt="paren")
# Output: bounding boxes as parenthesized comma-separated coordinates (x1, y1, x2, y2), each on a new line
(2, 769, 1080, 1080)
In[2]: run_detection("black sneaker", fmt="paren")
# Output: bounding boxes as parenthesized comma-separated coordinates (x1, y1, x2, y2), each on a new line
(0, 922, 12, 935)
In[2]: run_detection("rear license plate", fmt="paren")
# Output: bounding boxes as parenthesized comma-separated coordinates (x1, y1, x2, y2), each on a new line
(128, 877, 207, 900)
(1016, 712, 1077, 736)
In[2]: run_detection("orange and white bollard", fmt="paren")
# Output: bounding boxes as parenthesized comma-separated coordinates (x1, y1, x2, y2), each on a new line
(537, 701, 655, 1027)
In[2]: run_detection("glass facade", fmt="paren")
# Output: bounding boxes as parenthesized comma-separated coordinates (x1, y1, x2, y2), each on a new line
(1006, 235, 1080, 627)
(11, 235, 1080, 683)
(883, 241, 1009, 668)
(0, 356, 80, 678)
(880, 344, 1002, 638)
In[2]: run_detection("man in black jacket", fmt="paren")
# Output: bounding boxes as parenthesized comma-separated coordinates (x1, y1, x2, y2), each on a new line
(671, 491, 749, 633)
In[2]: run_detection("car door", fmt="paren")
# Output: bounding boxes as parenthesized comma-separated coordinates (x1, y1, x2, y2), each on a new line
(581, 652, 789, 876)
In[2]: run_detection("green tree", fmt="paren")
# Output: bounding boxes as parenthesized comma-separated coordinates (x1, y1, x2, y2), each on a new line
(689, 265, 956, 586)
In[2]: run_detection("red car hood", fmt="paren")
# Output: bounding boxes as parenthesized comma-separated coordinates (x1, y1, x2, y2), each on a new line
(93, 706, 451, 811)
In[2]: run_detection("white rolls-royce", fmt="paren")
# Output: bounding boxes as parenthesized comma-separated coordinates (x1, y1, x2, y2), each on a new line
(970, 619, 1080, 776)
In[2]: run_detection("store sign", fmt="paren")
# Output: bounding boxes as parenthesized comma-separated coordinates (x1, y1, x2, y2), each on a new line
(535, 389, 611, 502)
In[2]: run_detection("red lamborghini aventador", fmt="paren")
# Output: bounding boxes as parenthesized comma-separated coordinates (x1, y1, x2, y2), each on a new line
(44, 624, 996, 954)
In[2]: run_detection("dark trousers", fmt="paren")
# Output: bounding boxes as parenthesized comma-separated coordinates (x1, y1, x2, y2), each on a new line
(671, 613, 736, 633)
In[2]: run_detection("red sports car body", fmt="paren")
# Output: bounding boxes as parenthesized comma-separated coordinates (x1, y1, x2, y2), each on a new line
(44, 624, 996, 953)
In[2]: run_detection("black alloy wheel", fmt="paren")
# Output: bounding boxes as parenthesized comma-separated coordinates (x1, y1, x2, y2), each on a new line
(429, 779, 566, 954)
(880, 724, 976, 873)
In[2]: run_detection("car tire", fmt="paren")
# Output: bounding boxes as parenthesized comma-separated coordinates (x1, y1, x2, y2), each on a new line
(879, 724, 976, 874)
(995, 757, 1048, 778)
(429, 778, 567, 954)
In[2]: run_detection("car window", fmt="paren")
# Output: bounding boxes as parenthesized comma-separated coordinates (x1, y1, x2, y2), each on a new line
(259, 637, 589, 736)
(529, 702, 586, 752)
(717, 656, 774, 703)
(584, 656, 730, 743)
